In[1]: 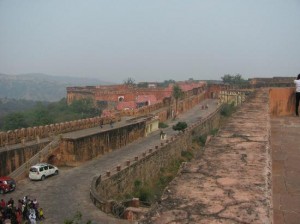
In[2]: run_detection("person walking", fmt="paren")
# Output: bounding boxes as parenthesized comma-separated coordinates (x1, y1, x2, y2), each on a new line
(294, 74, 300, 116)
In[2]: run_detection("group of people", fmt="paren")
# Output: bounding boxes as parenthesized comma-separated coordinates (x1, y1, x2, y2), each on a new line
(0, 196, 44, 224)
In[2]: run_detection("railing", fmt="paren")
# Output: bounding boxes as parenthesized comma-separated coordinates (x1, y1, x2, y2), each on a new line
(9, 137, 60, 179)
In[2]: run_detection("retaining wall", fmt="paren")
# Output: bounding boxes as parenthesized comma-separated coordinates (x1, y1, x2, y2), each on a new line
(0, 141, 50, 176)
(90, 106, 222, 213)
(56, 120, 147, 166)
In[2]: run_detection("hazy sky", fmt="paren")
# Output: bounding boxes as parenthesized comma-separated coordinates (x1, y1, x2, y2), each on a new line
(0, 0, 300, 83)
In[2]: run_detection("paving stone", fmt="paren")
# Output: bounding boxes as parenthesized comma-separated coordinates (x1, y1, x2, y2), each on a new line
(272, 115, 300, 223)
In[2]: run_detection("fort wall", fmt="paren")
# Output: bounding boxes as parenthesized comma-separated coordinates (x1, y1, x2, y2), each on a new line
(55, 120, 147, 166)
(0, 89, 207, 149)
(1, 90, 208, 176)
(0, 141, 49, 176)
(269, 87, 295, 116)
(0, 115, 121, 148)
(89, 106, 222, 212)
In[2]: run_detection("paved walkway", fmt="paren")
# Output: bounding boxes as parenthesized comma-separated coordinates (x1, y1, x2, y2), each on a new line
(271, 116, 300, 224)
(1, 99, 218, 224)
(141, 89, 272, 223)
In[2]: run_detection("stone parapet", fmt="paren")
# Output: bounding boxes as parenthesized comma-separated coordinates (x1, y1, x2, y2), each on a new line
(140, 89, 272, 223)
(269, 87, 295, 116)
(89, 105, 222, 217)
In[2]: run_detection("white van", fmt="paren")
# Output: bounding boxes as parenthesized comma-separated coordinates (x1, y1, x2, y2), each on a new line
(29, 163, 59, 180)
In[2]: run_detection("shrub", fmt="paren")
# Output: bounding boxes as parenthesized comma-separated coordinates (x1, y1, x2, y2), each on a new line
(159, 122, 168, 128)
(172, 121, 188, 132)
(221, 102, 235, 117)
(198, 134, 207, 146)
(210, 128, 219, 136)
(181, 150, 194, 161)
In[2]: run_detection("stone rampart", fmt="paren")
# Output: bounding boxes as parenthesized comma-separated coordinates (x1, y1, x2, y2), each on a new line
(119, 92, 206, 122)
(90, 105, 222, 213)
(0, 92, 206, 148)
(0, 141, 50, 176)
(55, 120, 148, 166)
(1, 91, 208, 176)
(140, 89, 272, 223)
(269, 87, 295, 116)
(0, 115, 121, 148)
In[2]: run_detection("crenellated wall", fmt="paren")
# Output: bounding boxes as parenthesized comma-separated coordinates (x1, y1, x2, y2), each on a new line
(0, 115, 121, 148)
(0, 92, 207, 148)
(90, 106, 222, 212)
(269, 87, 295, 116)
(1, 90, 209, 176)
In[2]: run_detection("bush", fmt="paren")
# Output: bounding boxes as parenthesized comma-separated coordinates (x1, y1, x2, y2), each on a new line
(198, 134, 207, 146)
(210, 128, 219, 136)
(221, 102, 235, 117)
(139, 187, 153, 203)
(159, 122, 168, 128)
(181, 151, 194, 161)
(172, 121, 188, 132)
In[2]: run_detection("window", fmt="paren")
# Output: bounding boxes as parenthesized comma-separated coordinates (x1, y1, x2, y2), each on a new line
(39, 167, 44, 172)
(30, 167, 38, 172)
(118, 96, 124, 102)
(49, 165, 54, 169)
(44, 166, 49, 170)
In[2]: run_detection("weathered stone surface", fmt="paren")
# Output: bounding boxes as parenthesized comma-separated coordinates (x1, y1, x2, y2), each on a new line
(141, 89, 272, 223)
(271, 116, 300, 224)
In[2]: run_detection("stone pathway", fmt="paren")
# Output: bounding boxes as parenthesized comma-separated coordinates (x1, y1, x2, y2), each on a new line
(141, 89, 272, 223)
(271, 116, 300, 224)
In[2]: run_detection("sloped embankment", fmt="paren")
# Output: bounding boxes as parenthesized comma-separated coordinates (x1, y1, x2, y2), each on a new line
(141, 89, 272, 223)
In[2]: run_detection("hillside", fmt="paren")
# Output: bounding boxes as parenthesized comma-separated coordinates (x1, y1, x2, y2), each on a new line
(0, 73, 113, 102)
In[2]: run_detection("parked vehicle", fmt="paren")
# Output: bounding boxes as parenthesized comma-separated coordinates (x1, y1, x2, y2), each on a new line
(0, 176, 16, 194)
(29, 163, 59, 181)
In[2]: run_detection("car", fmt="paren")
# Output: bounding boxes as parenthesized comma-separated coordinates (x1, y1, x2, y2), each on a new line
(29, 163, 59, 181)
(0, 176, 16, 194)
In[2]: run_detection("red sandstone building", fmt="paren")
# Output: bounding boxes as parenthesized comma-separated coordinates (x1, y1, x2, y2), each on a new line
(66, 81, 207, 112)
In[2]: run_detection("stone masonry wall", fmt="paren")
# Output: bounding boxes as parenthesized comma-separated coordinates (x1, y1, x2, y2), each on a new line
(0, 91, 207, 148)
(0, 91, 208, 176)
(269, 87, 295, 116)
(90, 106, 221, 209)
(0, 141, 49, 176)
(55, 121, 147, 166)
(0, 115, 120, 148)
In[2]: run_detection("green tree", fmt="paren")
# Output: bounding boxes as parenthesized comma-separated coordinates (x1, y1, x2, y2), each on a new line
(221, 74, 248, 86)
(123, 77, 136, 87)
(69, 98, 98, 117)
(172, 84, 184, 118)
(158, 79, 176, 87)
(29, 102, 54, 126)
(172, 121, 188, 132)
(3, 112, 28, 130)
(0, 97, 102, 131)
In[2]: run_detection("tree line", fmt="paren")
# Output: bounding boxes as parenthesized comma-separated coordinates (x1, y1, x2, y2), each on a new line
(0, 98, 100, 131)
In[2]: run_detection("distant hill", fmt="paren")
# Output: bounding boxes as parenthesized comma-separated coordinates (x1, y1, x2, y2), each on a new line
(0, 73, 113, 102)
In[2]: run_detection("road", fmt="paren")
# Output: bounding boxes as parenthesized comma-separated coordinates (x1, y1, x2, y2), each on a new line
(1, 99, 219, 224)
